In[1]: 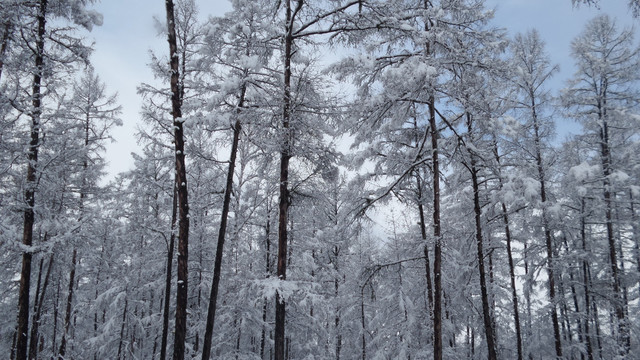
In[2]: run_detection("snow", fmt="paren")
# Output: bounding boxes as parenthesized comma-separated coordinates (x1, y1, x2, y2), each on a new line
(569, 161, 599, 182)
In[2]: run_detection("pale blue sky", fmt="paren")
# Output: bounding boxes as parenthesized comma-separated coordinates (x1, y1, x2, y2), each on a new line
(88, 0, 638, 178)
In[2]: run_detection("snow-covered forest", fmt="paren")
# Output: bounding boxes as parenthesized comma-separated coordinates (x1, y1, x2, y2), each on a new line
(1, 0, 640, 359)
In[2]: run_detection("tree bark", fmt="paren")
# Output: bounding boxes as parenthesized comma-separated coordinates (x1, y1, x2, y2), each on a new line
(165, 0, 190, 358)
(274, 1, 299, 358)
(597, 99, 628, 355)
(201, 87, 245, 360)
(57, 248, 77, 358)
(531, 95, 563, 359)
(160, 184, 177, 360)
(16, 2, 47, 359)
(28, 251, 53, 360)
(466, 113, 498, 360)
(468, 148, 497, 360)
(0, 20, 10, 82)
(580, 198, 595, 360)
(428, 95, 443, 360)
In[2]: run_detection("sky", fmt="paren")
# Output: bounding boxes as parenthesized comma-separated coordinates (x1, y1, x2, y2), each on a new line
(87, 0, 638, 179)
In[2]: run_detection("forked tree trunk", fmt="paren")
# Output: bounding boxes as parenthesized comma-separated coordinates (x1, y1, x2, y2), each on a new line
(28, 251, 53, 360)
(165, 0, 190, 358)
(16, 2, 48, 359)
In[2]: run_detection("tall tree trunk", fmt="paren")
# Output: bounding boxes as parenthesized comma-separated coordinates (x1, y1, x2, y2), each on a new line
(261, 213, 271, 360)
(0, 20, 10, 81)
(58, 248, 77, 358)
(165, 0, 190, 358)
(16, 2, 47, 359)
(597, 98, 628, 355)
(630, 191, 640, 301)
(275, 1, 299, 358)
(202, 87, 245, 360)
(160, 184, 177, 360)
(501, 202, 523, 360)
(468, 149, 497, 359)
(491, 136, 523, 360)
(428, 95, 443, 360)
(117, 295, 128, 360)
(28, 251, 53, 360)
(463, 112, 497, 359)
(416, 172, 434, 315)
(530, 96, 563, 358)
(580, 198, 595, 360)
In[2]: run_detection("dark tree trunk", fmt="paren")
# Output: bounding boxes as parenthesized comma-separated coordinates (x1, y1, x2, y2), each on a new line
(416, 173, 434, 315)
(501, 202, 523, 360)
(0, 20, 10, 81)
(597, 102, 628, 354)
(466, 113, 497, 360)
(16, 2, 47, 359)
(29, 251, 53, 360)
(492, 137, 523, 360)
(530, 97, 563, 359)
(165, 0, 190, 358)
(261, 213, 271, 359)
(117, 295, 128, 360)
(275, 1, 299, 358)
(580, 199, 595, 360)
(160, 184, 177, 360)
(469, 157, 497, 360)
(58, 248, 77, 358)
(202, 86, 245, 360)
(428, 95, 443, 360)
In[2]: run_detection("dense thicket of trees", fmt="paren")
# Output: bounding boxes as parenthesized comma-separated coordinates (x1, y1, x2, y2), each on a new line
(1, 1, 638, 359)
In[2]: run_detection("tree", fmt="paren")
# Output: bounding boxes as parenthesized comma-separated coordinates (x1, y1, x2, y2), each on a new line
(164, 0, 191, 358)
(7, 1, 101, 358)
(509, 29, 564, 359)
(562, 14, 640, 356)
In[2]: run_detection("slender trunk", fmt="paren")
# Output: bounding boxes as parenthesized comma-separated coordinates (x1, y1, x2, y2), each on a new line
(469, 154, 497, 360)
(429, 94, 443, 360)
(630, 191, 640, 301)
(16, 2, 47, 359)
(202, 87, 245, 360)
(335, 274, 341, 360)
(531, 97, 563, 359)
(0, 20, 10, 81)
(416, 174, 434, 315)
(598, 100, 628, 354)
(165, 0, 190, 358)
(29, 252, 53, 360)
(360, 287, 366, 360)
(117, 295, 128, 360)
(160, 184, 177, 360)
(465, 113, 497, 359)
(562, 236, 585, 358)
(493, 136, 522, 360)
(261, 214, 271, 359)
(502, 203, 523, 360)
(275, 1, 297, 358)
(58, 248, 77, 357)
(580, 198, 594, 360)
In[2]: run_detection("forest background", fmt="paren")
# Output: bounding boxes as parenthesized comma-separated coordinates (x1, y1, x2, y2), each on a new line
(1, 0, 639, 360)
